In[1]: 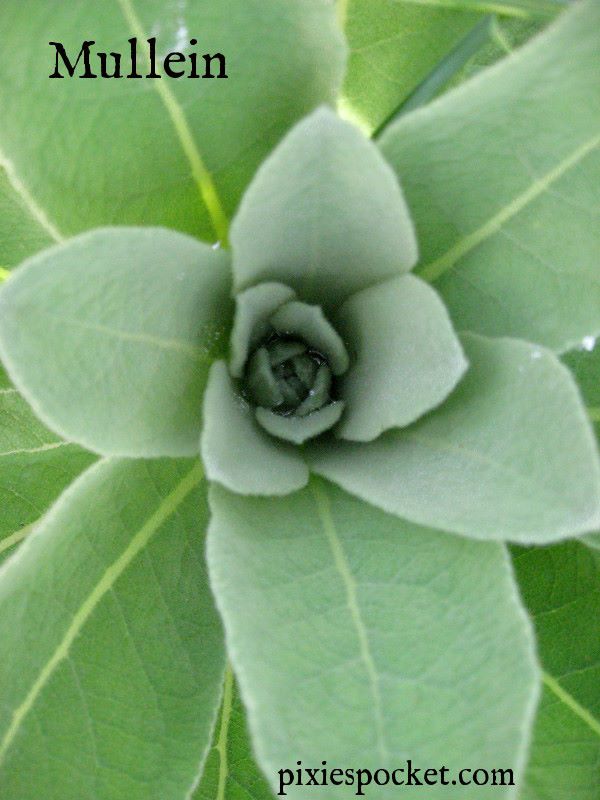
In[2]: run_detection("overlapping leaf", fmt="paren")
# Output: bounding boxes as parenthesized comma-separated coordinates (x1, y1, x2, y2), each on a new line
(0, 458, 225, 800)
(0, 375, 94, 563)
(207, 478, 539, 799)
(309, 334, 600, 543)
(0, 228, 233, 457)
(380, 0, 600, 352)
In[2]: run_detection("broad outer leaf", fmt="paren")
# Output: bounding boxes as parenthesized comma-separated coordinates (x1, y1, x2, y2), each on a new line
(0, 458, 225, 800)
(0, 383, 94, 563)
(207, 479, 539, 799)
(0, 227, 233, 457)
(339, 0, 478, 133)
(0, 162, 54, 268)
(335, 274, 467, 441)
(0, 0, 345, 244)
(512, 542, 600, 799)
(193, 669, 274, 800)
(379, 0, 600, 353)
(309, 333, 600, 543)
(201, 361, 308, 496)
(230, 107, 418, 309)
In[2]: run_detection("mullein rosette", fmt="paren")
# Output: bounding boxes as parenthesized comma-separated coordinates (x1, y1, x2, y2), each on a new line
(1, 105, 599, 791)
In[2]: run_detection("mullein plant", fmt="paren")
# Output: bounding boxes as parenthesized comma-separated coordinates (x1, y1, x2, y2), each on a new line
(0, 1, 598, 798)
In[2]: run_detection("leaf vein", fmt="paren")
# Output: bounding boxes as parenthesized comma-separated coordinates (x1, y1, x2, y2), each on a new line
(0, 461, 203, 765)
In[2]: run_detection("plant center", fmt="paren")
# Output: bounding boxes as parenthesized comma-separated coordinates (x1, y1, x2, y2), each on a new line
(244, 336, 333, 416)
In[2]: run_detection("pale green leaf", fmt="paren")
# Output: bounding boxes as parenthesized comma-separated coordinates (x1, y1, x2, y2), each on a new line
(193, 668, 274, 800)
(0, 384, 94, 563)
(379, 0, 600, 353)
(201, 362, 308, 495)
(0, 227, 233, 457)
(230, 107, 418, 309)
(0, 458, 225, 799)
(230, 283, 296, 379)
(512, 542, 600, 799)
(270, 301, 349, 375)
(256, 401, 344, 444)
(309, 333, 600, 543)
(207, 478, 539, 798)
(0, 162, 54, 268)
(339, 0, 480, 133)
(334, 274, 467, 441)
(0, 0, 345, 244)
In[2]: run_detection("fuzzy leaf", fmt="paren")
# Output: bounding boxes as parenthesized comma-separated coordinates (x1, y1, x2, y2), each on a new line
(513, 542, 600, 799)
(201, 362, 308, 495)
(207, 478, 539, 799)
(231, 107, 417, 309)
(0, 458, 225, 799)
(0, 228, 232, 457)
(230, 283, 296, 379)
(0, 383, 95, 563)
(335, 274, 467, 441)
(379, 0, 600, 352)
(0, 0, 345, 244)
(309, 333, 600, 543)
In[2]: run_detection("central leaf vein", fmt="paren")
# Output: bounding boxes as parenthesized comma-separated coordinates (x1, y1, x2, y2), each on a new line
(419, 133, 600, 283)
(311, 478, 388, 763)
(542, 671, 600, 738)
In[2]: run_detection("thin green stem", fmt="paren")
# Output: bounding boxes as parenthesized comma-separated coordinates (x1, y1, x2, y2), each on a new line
(0, 524, 34, 558)
(0, 267, 10, 283)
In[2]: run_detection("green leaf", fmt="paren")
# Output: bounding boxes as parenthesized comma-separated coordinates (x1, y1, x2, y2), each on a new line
(339, 1, 480, 133)
(0, 457, 225, 799)
(201, 362, 308, 495)
(562, 340, 600, 436)
(0, 162, 55, 268)
(379, 0, 600, 353)
(193, 667, 274, 800)
(512, 542, 600, 799)
(309, 333, 600, 543)
(0, 0, 345, 244)
(230, 283, 296, 379)
(256, 402, 345, 445)
(207, 478, 539, 798)
(0, 384, 95, 563)
(335, 274, 467, 441)
(0, 227, 233, 457)
(230, 107, 418, 309)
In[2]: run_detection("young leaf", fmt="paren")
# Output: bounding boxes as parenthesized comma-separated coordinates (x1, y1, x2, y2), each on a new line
(334, 274, 467, 441)
(0, 0, 346, 243)
(193, 668, 274, 800)
(0, 384, 94, 563)
(380, 0, 600, 353)
(201, 362, 308, 496)
(230, 107, 417, 309)
(339, 1, 480, 133)
(207, 478, 539, 799)
(0, 228, 233, 457)
(309, 333, 600, 543)
(0, 457, 225, 799)
(512, 542, 600, 799)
